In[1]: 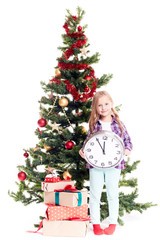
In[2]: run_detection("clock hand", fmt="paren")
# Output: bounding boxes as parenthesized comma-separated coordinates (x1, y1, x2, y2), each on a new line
(103, 141, 106, 155)
(96, 138, 105, 154)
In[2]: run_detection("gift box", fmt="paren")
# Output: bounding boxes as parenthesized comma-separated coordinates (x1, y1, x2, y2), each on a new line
(46, 204, 88, 221)
(43, 219, 90, 237)
(42, 180, 74, 192)
(45, 176, 61, 183)
(44, 188, 88, 207)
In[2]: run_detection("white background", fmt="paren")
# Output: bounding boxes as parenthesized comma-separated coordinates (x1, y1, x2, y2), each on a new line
(1, 0, 160, 239)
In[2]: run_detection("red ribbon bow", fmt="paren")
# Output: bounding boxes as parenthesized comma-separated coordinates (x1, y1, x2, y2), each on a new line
(54, 184, 77, 192)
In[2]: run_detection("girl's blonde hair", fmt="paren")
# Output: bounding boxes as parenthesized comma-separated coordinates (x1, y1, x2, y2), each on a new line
(89, 91, 123, 136)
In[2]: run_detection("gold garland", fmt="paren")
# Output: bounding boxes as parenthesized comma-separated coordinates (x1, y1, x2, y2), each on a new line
(61, 107, 74, 129)
(47, 95, 58, 116)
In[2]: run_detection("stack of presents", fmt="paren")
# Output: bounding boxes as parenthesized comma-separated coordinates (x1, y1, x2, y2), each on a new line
(41, 167, 90, 237)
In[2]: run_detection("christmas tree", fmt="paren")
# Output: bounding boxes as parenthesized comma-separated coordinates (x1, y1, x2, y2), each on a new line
(9, 7, 154, 225)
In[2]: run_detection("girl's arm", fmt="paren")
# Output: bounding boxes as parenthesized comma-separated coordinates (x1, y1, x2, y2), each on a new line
(121, 122, 133, 154)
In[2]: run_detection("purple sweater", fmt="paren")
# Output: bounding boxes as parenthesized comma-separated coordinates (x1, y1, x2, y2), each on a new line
(85, 117, 133, 170)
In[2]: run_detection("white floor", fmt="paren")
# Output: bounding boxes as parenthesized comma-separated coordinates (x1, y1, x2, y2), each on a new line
(2, 195, 159, 240)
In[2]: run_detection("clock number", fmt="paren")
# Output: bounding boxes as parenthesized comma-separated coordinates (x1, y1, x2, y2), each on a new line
(87, 148, 91, 152)
(89, 155, 93, 159)
(101, 162, 105, 167)
(94, 160, 98, 164)
(115, 144, 119, 148)
(114, 157, 118, 160)
(103, 136, 108, 140)
(90, 142, 94, 146)
(116, 151, 121, 155)
(108, 161, 112, 165)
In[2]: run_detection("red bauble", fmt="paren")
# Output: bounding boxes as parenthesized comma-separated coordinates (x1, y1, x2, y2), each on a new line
(84, 86, 90, 92)
(23, 152, 29, 158)
(65, 141, 75, 150)
(78, 26, 82, 31)
(85, 76, 92, 81)
(18, 171, 27, 181)
(37, 118, 47, 127)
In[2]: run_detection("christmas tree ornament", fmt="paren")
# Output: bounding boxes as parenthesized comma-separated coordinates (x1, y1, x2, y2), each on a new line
(23, 152, 29, 158)
(63, 170, 72, 180)
(78, 126, 87, 134)
(80, 46, 87, 56)
(50, 122, 61, 132)
(59, 97, 69, 107)
(18, 171, 26, 181)
(55, 68, 61, 77)
(78, 26, 82, 31)
(32, 146, 41, 151)
(38, 118, 47, 127)
(45, 166, 55, 175)
(48, 93, 54, 99)
(65, 140, 75, 150)
(44, 144, 53, 151)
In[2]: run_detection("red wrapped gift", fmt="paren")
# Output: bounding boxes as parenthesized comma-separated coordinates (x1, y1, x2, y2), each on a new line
(45, 177, 61, 183)
(46, 204, 88, 221)
(41, 180, 75, 192)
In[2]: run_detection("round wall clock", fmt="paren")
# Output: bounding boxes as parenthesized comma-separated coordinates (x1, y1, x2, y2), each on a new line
(83, 130, 124, 169)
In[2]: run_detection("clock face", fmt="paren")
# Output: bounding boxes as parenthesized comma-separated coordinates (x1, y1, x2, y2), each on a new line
(83, 130, 124, 169)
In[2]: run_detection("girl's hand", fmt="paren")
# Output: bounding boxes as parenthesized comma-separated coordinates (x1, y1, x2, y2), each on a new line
(124, 149, 131, 156)
(79, 148, 86, 159)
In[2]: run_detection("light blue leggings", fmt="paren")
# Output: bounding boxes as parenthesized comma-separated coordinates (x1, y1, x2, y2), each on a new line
(89, 167, 121, 224)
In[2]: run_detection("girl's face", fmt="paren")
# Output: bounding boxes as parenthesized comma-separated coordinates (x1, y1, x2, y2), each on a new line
(96, 95, 113, 119)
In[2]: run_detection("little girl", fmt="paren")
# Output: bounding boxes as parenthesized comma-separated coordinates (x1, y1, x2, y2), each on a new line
(79, 91, 133, 235)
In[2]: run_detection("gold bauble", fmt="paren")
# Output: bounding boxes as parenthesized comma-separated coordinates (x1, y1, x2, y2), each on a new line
(55, 68, 61, 77)
(79, 126, 87, 134)
(59, 97, 69, 107)
(63, 170, 72, 180)
(44, 144, 53, 151)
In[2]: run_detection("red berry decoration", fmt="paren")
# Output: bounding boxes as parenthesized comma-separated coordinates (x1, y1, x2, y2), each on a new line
(37, 118, 47, 127)
(65, 141, 75, 150)
(84, 86, 90, 92)
(78, 26, 82, 31)
(18, 171, 27, 181)
(23, 152, 29, 158)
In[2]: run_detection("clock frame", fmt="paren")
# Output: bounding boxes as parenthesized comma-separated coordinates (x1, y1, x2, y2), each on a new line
(83, 130, 125, 169)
